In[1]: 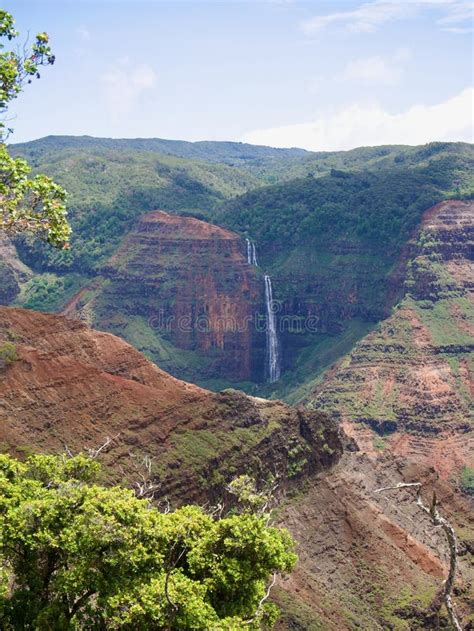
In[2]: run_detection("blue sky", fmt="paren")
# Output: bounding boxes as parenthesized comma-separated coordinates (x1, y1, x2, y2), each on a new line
(5, 0, 474, 150)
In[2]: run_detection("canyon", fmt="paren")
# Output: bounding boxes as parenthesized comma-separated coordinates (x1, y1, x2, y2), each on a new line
(1, 301, 472, 628)
(274, 199, 474, 627)
(2, 138, 473, 628)
(0, 306, 339, 504)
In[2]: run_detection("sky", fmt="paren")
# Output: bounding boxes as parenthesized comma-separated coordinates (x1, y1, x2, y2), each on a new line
(5, 0, 474, 151)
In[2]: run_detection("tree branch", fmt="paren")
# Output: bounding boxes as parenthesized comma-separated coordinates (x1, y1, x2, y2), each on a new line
(243, 573, 277, 625)
(374, 482, 462, 630)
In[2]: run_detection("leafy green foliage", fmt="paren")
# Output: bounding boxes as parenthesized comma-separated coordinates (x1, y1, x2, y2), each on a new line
(0, 453, 296, 630)
(0, 10, 70, 247)
(217, 144, 474, 255)
(14, 272, 87, 312)
(0, 146, 70, 246)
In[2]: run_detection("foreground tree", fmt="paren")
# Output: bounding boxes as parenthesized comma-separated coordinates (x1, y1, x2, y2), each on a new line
(0, 453, 296, 629)
(0, 9, 70, 247)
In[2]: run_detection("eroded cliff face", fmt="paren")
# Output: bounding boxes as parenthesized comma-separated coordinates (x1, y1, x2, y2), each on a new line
(273, 200, 473, 628)
(307, 200, 473, 434)
(64, 211, 264, 383)
(0, 306, 340, 503)
(274, 441, 473, 630)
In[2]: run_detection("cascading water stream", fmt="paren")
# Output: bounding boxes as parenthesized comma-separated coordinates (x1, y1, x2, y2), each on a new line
(251, 242, 258, 266)
(245, 238, 280, 382)
(264, 274, 281, 383)
(246, 238, 258, 266)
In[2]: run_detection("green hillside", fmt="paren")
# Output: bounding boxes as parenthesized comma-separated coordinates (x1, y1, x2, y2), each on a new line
(217, 142, 474, 251)
(11, 148, 262, 272)
(216, 142, 474, 399)
(11, 134, 308, 166)
(247, 141, 474, 184)
(8, 138, 474, 400)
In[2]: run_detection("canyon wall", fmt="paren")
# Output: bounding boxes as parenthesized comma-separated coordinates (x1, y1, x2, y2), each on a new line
(64, 211, 266, 384)
(272, 200, 474, 629)
(307, 200, 473, 434)
(1, 304, 471, 629)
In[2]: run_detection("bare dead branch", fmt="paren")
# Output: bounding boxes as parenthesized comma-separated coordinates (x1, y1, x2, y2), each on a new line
(63, 444, 74, 458)
(84, 433, 120, 459)
(243, 573, 277, 625)
(129, 452, 162, 500)
(374, 482, 422, 494)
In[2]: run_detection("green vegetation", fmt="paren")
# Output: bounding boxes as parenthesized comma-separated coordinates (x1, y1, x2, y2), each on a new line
(271, 586, 326, 630)
(12, 149, 262, 272)
(373, 435, 387, 451)
(377, 584, 439, 630)
(11, 134, 307, 166)
(14, 272, 88, 312)
(0, 260, 20, 303)
(0, 10, 70, 247)
(0, 340, 17, 367)
(213, 142, 473, 398)
(276, 319, 374, 404)
(6, 133, 474, 400)
(460, 466, 474, 495)
(248, 141, 474, 188)
(94, 313, 213, 381)
(217, 143, 474, 254)
(0, 452, 296, 630)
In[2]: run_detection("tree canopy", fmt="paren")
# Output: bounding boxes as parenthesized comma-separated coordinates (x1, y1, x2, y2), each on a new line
(0, 9, 70, 247)
(0, 453, 297, 630)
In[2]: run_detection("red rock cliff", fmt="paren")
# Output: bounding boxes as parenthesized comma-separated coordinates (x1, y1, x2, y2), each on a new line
(0, 306, 340, 502)
(66, 211, 264, 383)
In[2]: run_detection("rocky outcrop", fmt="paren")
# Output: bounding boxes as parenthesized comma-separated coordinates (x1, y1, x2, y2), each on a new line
(0, 306, 341, 503)
(65, 211, 265, 383)
(307, 200, 473, 434)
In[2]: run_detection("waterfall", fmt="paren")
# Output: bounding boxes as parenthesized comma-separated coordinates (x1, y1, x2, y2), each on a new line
(251, 242, 258, 266)
(264, 274, 281, 383)
(245, 239, 279, 381)
(246, 238, 258, 266)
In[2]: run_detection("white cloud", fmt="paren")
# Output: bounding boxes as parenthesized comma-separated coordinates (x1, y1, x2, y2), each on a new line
(241, 87, 473, 151)
(301, 0, 472, 34)
(438, 1, 474, 30)
(341, 48, 411, 85)
(302, 2, 411, 33)
(102, 60, 157, 119)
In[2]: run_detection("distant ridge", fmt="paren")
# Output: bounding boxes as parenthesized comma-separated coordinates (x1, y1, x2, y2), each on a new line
(10, 134, 309, 165)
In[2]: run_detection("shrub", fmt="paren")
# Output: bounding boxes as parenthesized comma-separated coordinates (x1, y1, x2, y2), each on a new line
(0, 341, 18, 368)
